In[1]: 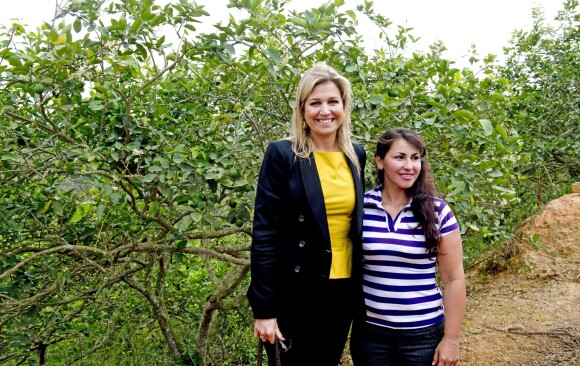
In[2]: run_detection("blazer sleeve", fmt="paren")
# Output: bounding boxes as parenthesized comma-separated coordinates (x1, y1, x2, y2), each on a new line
(247, 141, 291, 319)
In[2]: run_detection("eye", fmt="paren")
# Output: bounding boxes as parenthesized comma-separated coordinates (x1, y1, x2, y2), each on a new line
(412, 155, 421, 161)
(329, 99, 340, 105)
(309, 101, 320, 107)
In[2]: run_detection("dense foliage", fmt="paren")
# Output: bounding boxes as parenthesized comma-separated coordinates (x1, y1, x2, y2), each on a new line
(0, 0, 577, 364)
(500, 0, 579, 209)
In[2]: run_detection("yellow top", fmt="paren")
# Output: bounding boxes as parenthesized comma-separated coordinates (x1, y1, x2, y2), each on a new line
(314, 152, 355, 279)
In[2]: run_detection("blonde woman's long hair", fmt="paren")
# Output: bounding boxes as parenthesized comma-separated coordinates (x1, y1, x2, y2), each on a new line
(289, 62, 361, 174)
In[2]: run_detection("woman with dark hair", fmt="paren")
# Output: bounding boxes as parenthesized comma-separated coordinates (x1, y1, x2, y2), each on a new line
(248, 62, 366, 365)
(350, 127, 465, 366)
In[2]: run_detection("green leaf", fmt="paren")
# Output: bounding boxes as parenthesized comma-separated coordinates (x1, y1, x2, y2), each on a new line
(495, 124, 508, 142)
(289, 17, 308, 28)
(492, 185, 516, 197)
(267, 48, 281, 65)
(478, 161, 497, 170)
(149, 202, 160, 216)
(176, 214, 192, 232)
(2, 153, 22, 162)
(157, 157, 170, 169)
(53, 201, 63, 216)
(176, 240, 187, 250)
(304, 11, 315, 25)
(427, 100, 445, 109)
(38, 200, 52, 215)
(88, 100, 104, 110)
(486, 171, 504, 178)
(70, 203, 91, 223)
(191, 212, 202, 223)
(57, 271, 65, 286)
(467, 224, 480, 232)
(479, 119, 493, 135)
(345, 10, 356, 21)
(224, 43, 235, 55)
(449, 180, 466, 195)
(345, 64, 357, 72)
(70, 207, 84, 223)
(99, 27, 110, 37)
(174, 253, 184, 264)
(53, 33, 67, 45)
(131, 17, 142, 33)
(250, 0, 261, 10)
(451, 110, 473, 121)
(369, 94, 384, 105)
(143, 174, 157, 182)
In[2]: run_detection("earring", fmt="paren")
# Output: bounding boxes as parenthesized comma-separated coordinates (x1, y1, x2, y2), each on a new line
(302, 120, 307, 130)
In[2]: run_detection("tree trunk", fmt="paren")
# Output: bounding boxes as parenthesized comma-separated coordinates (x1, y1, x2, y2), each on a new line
(37, 343, 47, 365)
(123, 258, 181, 361)
(196, 263, 250, 364)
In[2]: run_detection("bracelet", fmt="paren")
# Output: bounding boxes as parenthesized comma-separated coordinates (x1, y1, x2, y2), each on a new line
(442, 337, 460, 347)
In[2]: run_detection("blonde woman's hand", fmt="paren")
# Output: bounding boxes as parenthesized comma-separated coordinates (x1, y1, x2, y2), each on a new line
(254, 318, 284, 345)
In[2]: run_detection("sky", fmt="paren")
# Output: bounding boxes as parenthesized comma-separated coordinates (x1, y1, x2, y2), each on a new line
(0, 0, 563, 67)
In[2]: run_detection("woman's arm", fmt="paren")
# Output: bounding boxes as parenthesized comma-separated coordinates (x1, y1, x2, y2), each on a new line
(432, 229, 465, 366)
(248, 142, 291, 344)
(247, 142, 290, 318)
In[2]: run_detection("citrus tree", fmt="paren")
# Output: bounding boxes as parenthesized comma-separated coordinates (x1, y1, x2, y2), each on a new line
(0, 0, 532, 364)
(500, 0, 579, 209)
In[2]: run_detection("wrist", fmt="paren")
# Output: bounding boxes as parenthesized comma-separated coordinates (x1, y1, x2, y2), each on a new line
(442, 336, 460, 347)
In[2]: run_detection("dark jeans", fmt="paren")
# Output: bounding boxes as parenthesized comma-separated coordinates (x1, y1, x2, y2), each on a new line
(350, 319, 445, 366)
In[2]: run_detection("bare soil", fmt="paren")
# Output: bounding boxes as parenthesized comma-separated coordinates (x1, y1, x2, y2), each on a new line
(341, 192, 580, 365)
(461, 192, 580, 365)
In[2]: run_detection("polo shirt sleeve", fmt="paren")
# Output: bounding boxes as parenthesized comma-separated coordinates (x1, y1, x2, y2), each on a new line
(436, 199, 460, 236)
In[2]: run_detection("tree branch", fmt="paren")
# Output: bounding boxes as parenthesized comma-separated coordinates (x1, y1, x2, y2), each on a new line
(5, 111, 77, 145)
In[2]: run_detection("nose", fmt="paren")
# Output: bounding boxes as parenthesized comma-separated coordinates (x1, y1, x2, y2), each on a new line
(403, 159, 413, 169)
(319, 103, 331, 115)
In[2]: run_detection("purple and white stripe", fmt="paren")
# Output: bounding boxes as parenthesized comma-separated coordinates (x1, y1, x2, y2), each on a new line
(361, 186, 459, 329)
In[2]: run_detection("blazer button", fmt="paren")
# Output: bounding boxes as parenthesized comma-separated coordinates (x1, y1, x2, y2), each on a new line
(298, 215, 304, 222)
(298, 241, 305, 248)
(294, 266, 301, 273)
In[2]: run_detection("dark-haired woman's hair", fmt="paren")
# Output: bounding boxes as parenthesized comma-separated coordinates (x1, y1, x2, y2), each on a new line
(375, 127, 440, 257)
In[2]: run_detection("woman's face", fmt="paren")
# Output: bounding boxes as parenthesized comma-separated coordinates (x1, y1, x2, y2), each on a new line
(376, 138, 422, 191)
(303, 81, 344, 142)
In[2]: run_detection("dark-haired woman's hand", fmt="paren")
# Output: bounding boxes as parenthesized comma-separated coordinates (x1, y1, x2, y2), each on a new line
(432, 339, 460, 366)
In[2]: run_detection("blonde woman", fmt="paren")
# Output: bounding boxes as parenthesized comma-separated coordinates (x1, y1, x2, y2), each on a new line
(248, 63, 366, 365)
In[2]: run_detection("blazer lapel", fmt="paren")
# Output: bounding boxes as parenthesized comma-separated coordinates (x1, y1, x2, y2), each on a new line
(299, 156, 331, 246)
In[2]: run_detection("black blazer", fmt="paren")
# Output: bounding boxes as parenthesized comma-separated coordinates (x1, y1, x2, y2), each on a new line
(248, 139, 366, 319)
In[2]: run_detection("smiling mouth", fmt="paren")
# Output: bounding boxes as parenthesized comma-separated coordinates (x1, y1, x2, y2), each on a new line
(316, 118, 334, 124)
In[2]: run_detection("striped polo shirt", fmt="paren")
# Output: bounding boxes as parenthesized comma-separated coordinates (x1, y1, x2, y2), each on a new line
(362, 186, 460, 329)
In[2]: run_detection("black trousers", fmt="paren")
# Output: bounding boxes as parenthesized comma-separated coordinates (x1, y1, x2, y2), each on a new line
(265, 278, 355, 366)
